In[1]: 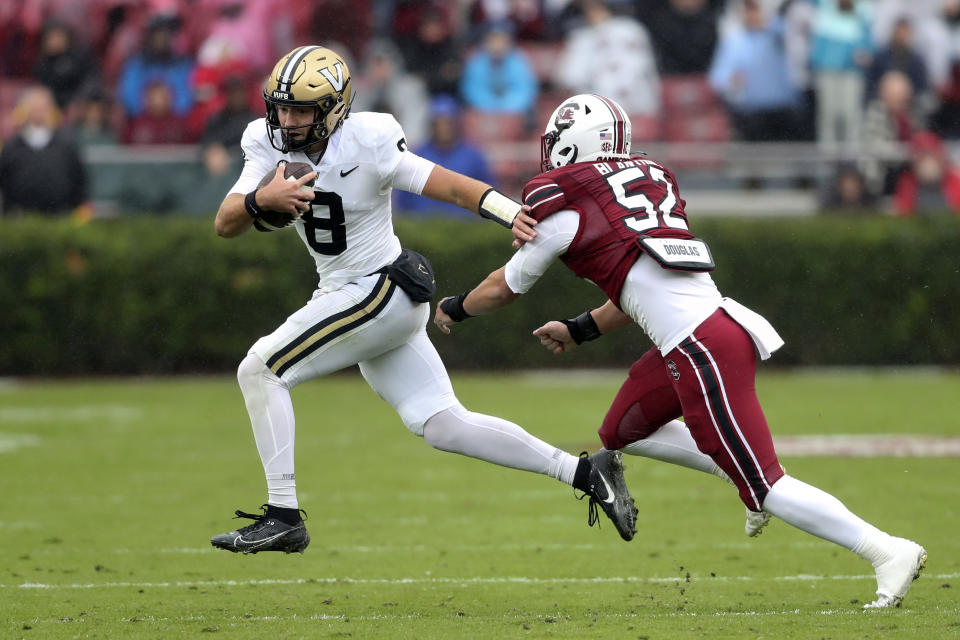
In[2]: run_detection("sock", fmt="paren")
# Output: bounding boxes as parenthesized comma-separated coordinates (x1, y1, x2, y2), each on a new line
(422, 404, 581, 485)
(266, 504, 302, 526)
(762, 474, 887, 552)
(852, 528, 899, 567)
(621, 420, 731, 483)
(264, 473, 297, 509)
(572, 455, 592, 493)
(237, 353, 299, 509)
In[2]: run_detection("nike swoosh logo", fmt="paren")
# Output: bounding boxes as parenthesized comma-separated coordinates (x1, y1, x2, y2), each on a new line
(340, 165, 359, 177)
(599, 473, 615, 504)
(235, 529, 288, 548)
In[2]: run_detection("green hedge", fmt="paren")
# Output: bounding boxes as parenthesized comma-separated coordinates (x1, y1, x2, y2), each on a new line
(0, 216, 957, 375)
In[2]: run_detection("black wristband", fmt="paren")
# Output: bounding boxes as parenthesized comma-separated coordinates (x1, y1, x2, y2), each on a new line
(244, 189, 263, 220)
(440, 292, 473, 322)
(562, 311, 601, 345)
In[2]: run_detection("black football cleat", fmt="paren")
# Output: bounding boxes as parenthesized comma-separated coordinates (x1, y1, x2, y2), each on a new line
(210, 505, 310, 554)
(581, 450, 638, 541)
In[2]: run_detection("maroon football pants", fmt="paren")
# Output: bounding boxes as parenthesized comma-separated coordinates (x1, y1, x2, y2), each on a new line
(598, 308, 784, 510)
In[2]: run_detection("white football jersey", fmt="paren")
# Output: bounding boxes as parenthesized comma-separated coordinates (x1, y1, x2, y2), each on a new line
(230, 112, 413, 292)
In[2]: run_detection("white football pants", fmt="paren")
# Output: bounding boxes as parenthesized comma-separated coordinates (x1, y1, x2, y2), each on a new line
(238, 273, 579, 508)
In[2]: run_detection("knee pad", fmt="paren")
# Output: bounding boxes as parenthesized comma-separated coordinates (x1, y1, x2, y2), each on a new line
(422, 404, 466, 452)
(237, 352, 287, 394)
(599, 402, 657, 451)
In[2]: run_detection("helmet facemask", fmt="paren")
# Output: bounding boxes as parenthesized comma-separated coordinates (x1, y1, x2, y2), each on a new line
(264, 81, 351, 153)
(540, 119, 576, 172)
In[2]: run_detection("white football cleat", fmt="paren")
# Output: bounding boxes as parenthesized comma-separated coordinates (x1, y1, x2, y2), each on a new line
(863, 537, 927, 609)
(743, 464, 784, 537)
(745, 508, 771, 537)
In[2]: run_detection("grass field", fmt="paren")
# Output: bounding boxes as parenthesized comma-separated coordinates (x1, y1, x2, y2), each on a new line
(2, 369, 959, 639)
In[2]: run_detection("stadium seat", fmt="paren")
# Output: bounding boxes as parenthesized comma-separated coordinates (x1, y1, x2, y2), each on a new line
(517, 43, 563, 84)
(661, 74, 719, 116)
(459, 109, 536, 194)
(630, 114, 661, 143)
(664, 109, 731, 144)
(657, 75, 731, 150)
(462, 109, 527, 146)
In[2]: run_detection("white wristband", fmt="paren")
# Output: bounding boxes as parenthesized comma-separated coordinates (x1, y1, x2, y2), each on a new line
(478, 189, 520, 228)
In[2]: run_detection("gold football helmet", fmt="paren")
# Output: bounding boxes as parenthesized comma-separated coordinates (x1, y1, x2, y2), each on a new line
(263, 46, 353, 153)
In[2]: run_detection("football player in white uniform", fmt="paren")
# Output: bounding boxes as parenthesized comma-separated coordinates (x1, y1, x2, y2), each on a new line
(209, 46, 638, 554)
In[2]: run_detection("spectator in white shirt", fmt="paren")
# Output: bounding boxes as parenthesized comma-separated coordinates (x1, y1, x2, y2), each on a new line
(555, 0, 661, 117)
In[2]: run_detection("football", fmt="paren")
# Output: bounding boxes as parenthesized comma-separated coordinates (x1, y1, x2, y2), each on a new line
(252, 161, 316, 231)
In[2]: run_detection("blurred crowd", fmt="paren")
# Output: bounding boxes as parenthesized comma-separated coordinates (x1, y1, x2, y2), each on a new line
(1, 0, 960, 218)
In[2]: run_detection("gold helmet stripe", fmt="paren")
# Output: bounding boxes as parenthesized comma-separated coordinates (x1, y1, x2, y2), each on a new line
(278, 45, 321, 93)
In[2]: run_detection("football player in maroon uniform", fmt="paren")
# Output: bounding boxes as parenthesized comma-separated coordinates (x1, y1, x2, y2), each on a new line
(434, 94, 926, 609)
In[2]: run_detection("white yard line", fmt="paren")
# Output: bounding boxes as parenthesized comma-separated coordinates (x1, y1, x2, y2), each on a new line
(11, 540, 832, 557)
(14, 608, 940, 626)
(5, 573, 958, 590)
(18, 540, 830, 556)
(773, 435, 960, 457)
(0, 433, 40, 453)
(0, 520, 40, 529)
(0, 406, 142, 423)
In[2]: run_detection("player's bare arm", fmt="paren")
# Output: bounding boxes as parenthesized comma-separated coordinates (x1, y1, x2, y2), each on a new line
(420, 165, 537, 243)
(215, 166, 316, 238)
(533, 300, 634, 355)
(434, 267, 519, 334)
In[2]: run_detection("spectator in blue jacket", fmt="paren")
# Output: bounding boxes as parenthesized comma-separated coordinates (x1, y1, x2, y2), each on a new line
(394, 95, 496, 217)
(118, 14, 195, 119)
(810, 0, 873, 147)
(709, 1, 801, 141)
(460, 21, 537, 116)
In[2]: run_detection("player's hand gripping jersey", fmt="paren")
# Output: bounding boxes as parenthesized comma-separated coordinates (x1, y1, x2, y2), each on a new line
(230, 112, 433, 293)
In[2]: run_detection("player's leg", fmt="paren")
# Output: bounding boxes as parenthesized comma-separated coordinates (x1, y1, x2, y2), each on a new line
(212, 274, 405, 553)
(600, 345, 769, 536)
(673, 310, 925, 607)
(244, 275, 405, 506)
(359, 319, 637, 540)
(763, 475, 926, 608)
(600, 347, 730, 481)
(669, 317, 785, 512)
(358, 303, 573, 479)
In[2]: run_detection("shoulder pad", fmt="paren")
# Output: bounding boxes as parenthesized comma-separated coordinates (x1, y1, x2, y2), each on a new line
(239, 118, 278, 170)
(344, 112, 403, 146)
(240, 118, 270, 148)
(522, 175, 567, 220)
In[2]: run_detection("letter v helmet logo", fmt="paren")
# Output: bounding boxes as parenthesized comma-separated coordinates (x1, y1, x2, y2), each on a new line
(319, 62, 345, 92)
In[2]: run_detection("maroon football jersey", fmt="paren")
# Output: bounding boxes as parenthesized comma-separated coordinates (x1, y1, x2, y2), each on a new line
(522, 158, 696, 306)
